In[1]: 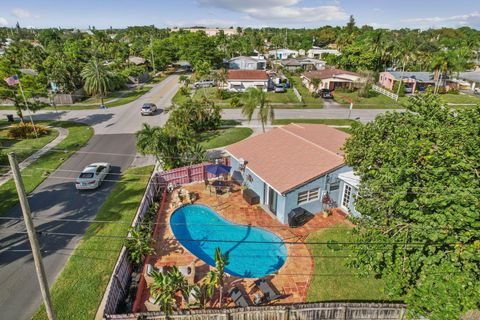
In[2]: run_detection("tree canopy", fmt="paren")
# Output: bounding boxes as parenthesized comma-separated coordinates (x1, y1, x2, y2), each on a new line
(343, 94, 480, 319)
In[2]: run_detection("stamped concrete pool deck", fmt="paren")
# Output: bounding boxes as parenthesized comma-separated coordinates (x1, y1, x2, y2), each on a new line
(138, 182, 349, 311)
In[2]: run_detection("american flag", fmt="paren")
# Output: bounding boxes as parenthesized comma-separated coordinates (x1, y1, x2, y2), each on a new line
(4, 75, 20, 86)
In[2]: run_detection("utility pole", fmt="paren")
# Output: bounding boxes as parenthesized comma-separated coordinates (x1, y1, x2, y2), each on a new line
(7, 153, 56, 320)
(150, 35, 156, 75)
(17, 77, 39, 138)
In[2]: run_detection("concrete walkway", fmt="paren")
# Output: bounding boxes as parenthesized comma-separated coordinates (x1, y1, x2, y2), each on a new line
(0, 127, 68, 187)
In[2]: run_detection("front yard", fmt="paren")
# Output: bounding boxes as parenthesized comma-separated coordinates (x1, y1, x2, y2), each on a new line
(333, 91, 406, 109)
(32, 165, 154, 320)
(306, 224, 392, 302)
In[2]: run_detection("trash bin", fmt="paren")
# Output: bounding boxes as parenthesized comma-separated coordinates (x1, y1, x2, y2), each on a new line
(6, 114, 14, 123)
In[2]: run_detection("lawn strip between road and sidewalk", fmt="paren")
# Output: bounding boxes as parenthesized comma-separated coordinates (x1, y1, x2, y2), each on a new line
(32, 165, 154, 320)
(306, 223, 395, 302)
(0, 121, 93, 216)
(199, 127, 253, 149)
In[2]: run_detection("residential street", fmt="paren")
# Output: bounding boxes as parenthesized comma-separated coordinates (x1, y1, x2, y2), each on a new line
(0, 75, 179, 320)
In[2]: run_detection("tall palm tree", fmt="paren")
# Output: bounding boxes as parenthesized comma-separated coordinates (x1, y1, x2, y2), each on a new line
(135, 123, 163, 163)
(81, 58, 112, 106)
(241, 87, 274, 133)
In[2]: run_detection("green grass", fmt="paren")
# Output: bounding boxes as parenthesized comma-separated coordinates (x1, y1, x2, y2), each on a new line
(198, 127, 253, 149)
(307, 224, 391, 302)
(266, 90, 299, 103)
(273, 119, 356, 126)
(333, 91, 405, 109)
(172, 89, 191, 105)
(220, 119, 242, 126)
(440, 93, 480, 105)
(0, 121, 93, 216)
(0, 121, 59, 174)
(290, 76, 323, 104)
(32, 165, 154, 320)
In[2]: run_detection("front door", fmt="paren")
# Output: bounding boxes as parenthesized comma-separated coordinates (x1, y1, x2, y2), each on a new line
(268, 187, 277, 214)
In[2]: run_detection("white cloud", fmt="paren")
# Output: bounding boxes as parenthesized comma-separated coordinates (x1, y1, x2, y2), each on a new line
(166, 18, 237, 28)
(0, 17, 8, 26)
(198, 0, 348, 23)
(12, 8, 37, 19)
(372, 8, 382, 12)
(402, 11, 480, 27)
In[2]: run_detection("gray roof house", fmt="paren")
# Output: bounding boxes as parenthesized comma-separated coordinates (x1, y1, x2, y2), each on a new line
(227, 56, 266, 70)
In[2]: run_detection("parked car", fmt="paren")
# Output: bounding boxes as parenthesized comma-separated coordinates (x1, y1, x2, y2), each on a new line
(75, 163, 111, 190)
(193, 80, 215, 88)
(141, 103, 157, 116)
(319, 89, 333, 99)
(274, 84, 286, 93)
(474, 88, 480, 95)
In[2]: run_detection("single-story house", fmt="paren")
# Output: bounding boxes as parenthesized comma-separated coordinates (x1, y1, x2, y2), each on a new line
(226, 70, 270, 92)
(307, 48, 340, 59)
(301, 69, 361, 92)
(268, 48, 299, 60)
(457, 71, 480, 92)
(378, 71, 438, 93)
(227, 56, 266, 70)
(278, 58, 326, 71)
(225, 124, 360, 224)
(170, 27, 237, 36)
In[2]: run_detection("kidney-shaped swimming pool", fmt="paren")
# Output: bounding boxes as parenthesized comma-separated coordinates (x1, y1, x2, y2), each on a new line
(170, 204, 287, 278)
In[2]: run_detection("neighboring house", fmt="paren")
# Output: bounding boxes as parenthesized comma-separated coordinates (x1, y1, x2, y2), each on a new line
(170, 27, 237, 36)
(458, 71, 480, 92)
(227, 56, 266, 70)
(226, 70, 270, 92)
(268, 48, 299, 60)
(307, 48, 340, 59)
(378, 71, 441, 93)
(127, 56, 146, 65)
(226, 124, 359, 225)
(278, 58, 326, 71)
(301, 69, 361, 92)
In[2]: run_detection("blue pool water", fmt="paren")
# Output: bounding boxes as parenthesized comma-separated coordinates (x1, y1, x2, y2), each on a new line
(170, 204, 287, 278)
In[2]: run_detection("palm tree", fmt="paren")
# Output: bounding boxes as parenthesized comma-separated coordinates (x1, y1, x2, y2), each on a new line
(241, 87, 274, 133)
(205, 247, 229, 308)
(81, 58, 112, 106)
(149, 266, 190, 316)
(135, 123, 163, 163)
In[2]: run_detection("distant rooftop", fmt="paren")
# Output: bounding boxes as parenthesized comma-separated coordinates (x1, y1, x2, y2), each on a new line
(459, 71, 480, 83)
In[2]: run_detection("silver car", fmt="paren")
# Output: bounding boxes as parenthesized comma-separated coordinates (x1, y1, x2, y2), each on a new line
(193, 80, 215, 88)
(141, 103, 157, 116)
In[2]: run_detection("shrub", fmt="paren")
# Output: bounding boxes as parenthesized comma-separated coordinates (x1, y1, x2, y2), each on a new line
(7, 123, 50, 139)
(230, 96, 243, 108)
(179, 86, 190, 96)
(447, 88, 459, 95)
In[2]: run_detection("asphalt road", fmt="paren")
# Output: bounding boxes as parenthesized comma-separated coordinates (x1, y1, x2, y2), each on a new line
(0, 75, 180, 320)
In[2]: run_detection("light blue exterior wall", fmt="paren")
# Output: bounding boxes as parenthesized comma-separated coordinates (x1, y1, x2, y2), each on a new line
(229, 154, 356, 224)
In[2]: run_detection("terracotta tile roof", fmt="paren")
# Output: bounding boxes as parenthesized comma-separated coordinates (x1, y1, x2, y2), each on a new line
(226, 124, 349, 194)
(227, 70, 269, 81)
(302, 69, 359, 80)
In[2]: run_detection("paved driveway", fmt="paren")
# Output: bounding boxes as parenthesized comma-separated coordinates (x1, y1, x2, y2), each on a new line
(0, 75, 180, 320)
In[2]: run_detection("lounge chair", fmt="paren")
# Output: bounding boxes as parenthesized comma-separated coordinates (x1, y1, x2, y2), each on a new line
(254, 279, 281, 302)
(228, 287, 251, 307)
(179, 262, 196, 284)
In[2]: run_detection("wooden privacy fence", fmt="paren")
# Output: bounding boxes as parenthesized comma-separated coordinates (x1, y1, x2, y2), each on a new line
(105, 302, 407, 320)
(99, 160, 229, 318)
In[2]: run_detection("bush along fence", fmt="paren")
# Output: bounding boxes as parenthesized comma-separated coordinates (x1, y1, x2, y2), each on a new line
(98, 159, 230, 318)
(105, 302, 407, 320)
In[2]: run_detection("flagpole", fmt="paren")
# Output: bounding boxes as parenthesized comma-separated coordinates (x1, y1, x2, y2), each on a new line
(17, 77, 39, 138)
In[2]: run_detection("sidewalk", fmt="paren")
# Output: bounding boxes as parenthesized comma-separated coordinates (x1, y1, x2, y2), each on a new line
(0, 127, 68, 187)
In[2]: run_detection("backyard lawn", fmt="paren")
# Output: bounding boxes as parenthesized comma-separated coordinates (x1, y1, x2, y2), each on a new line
(0, 121, 93, 216)
(307, 224, 392, 302)
(198, 127, 253, 149)
(32, 165, 154, 320)
(0, 121, 59, 175)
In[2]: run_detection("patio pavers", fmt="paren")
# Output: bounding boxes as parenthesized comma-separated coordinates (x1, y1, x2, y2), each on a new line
(138, 182, 349, 311)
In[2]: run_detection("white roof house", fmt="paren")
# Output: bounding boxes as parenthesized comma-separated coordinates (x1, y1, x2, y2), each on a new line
(227, 56, 266, 70)
(268, 48, 299, 60)
(307, 48, 340, 59)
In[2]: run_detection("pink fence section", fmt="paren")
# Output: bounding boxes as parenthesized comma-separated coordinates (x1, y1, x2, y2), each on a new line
(156, 158, 230, 186)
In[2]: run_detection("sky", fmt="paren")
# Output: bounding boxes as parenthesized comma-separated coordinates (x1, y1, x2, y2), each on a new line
(0, 0, 479, 30)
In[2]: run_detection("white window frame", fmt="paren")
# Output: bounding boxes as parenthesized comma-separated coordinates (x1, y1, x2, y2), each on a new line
(342, 184, 353, 210)
(297, 188, 320, 205)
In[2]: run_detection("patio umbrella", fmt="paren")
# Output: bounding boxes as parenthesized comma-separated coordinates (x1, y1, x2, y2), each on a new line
(206, 164, 231, 176)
